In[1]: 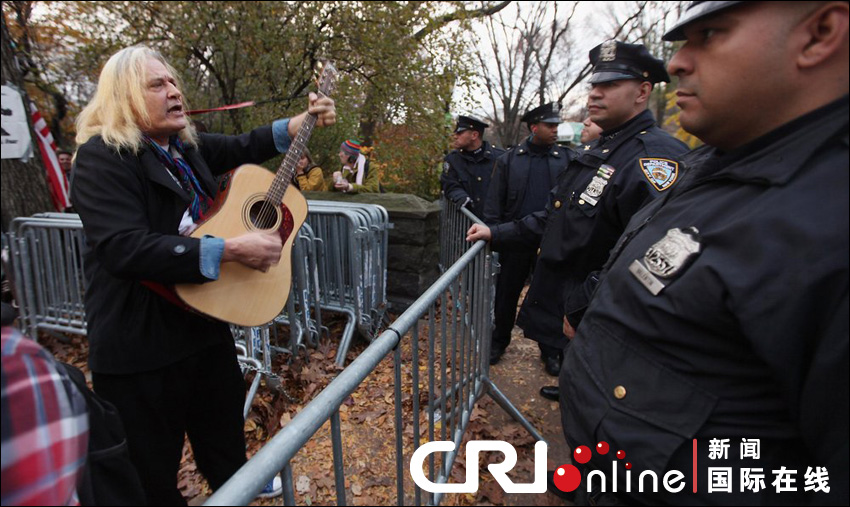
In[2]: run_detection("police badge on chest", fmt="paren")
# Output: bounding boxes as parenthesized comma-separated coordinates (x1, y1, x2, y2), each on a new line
(579, 164, 616, 206)
(629, 227, 701, 295)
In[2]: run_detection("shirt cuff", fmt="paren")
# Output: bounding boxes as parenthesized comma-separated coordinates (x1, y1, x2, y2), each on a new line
(272, 118, 292, 153)
(200, 236, 225, 280)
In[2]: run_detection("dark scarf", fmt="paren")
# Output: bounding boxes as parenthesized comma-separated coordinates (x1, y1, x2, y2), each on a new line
(143, 135, 214, 221)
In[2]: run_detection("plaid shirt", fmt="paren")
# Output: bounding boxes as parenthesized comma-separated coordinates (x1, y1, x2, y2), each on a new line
(1, 326, 89, 506)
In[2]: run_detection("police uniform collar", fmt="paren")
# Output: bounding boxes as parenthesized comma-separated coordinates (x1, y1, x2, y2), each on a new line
(599, 109, 653, 143)
(470, 144, 486, 157)
(515, 136, 560, 157)
(528, 139, 552, 155)
(460, 141, 488, 159)
(578, 110, 656, 163)
(690, 95, 849, 186)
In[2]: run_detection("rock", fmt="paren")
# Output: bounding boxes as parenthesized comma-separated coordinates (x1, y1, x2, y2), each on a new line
(305, 192, 441, 312)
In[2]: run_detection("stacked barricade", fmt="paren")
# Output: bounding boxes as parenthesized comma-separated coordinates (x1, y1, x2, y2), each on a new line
(7, 214, 88, 340)
(4, 214, 327, 416)
(206, 200, 543, 506)
(230, 222, 325, 417)
(305, 201, 390, 363)
(5, 203, 391, 408)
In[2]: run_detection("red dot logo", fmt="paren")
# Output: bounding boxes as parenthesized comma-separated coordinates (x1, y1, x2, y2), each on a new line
(625, 462, 632, 470)
(573, 445, 592, 464)
(596, 441, 609, 455)
(553, 464, 582, 492)
(616, 450, 626, 460)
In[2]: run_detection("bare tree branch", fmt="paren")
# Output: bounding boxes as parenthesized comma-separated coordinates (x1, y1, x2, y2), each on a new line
(414, 0, 511, 40)
(557, 1, 648, 105)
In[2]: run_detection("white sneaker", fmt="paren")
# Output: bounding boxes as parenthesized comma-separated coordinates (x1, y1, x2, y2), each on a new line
(257, 475, 283, 499)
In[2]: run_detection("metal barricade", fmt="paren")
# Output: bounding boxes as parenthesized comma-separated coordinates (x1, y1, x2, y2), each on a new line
(230, 224, 327, 417)
(5, 207, 390, 408)
(206, 204, 543, 506)
(305, 201, 390, 364)
(439, 196, 476, 273)
(8, 215, 88, 339)
(5, 214, 326, 417)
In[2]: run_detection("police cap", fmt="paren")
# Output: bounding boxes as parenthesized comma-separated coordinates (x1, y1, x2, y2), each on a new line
(588, 40, 670, 84)
(521, 102, 562, 125)
(454, 115, 489, 134)
(663, 1, 743, 41)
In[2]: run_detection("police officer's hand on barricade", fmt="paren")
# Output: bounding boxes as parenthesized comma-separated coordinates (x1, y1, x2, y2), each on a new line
(466, 224, 491, 243)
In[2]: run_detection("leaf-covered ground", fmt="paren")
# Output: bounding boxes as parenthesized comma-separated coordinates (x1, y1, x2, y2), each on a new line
(39, 309, 572, 506)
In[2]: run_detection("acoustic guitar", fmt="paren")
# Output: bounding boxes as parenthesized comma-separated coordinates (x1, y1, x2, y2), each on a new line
(174, 63, 337, 326)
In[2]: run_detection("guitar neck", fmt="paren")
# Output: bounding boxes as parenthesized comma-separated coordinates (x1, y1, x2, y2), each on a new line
(267, 62, 336, 204)
(268, 113, 317, 203)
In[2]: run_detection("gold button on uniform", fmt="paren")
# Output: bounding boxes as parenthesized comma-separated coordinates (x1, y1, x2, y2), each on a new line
(537, 248, 541, 255)
(578, 199, 586, 205)
(613, 385, 627, 399)
(554, 200, 561, 209)
(477, 176, 482, 181)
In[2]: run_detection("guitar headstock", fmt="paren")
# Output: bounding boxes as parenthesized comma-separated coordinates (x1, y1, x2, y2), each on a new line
(314, 61, 338, 97)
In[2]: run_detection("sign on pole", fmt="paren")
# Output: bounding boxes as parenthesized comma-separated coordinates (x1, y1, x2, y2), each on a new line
(1, 84, 33, 160)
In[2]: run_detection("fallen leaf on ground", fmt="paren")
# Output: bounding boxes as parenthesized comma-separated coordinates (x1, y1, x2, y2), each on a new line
(296, 475, 311, 494)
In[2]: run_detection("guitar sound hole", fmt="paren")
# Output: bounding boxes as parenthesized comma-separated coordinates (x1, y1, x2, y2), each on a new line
(248, 200, 280, 230)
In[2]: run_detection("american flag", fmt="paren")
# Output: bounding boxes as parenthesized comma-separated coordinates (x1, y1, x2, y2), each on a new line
(30, 103, 70, 211)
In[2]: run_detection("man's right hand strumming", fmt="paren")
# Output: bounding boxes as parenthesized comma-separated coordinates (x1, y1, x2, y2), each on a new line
(223, 231, 283, 272)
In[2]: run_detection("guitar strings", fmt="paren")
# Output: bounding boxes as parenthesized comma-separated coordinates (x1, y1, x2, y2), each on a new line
(254, 71, 332, 231)
(255, 104, 321, 230)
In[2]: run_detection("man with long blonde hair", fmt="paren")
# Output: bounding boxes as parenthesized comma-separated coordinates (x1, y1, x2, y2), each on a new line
(71, 45, 335, 504)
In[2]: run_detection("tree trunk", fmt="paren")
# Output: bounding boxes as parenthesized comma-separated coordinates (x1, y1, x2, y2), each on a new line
(1, 13, 53, 231)
(653, 84, 668, 129)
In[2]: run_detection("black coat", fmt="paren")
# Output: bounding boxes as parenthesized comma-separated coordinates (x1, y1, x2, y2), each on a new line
(483, 138, 570, 228)
(492, 110, 689, 346)
(440, 141, 504, 218)
(561, 96, 849, 504)
(71, 127, 280, 374)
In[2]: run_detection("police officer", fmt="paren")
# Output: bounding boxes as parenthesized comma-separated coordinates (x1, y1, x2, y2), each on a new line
(480, 102, 570, 366)
(441, 116, 504, 218)
(469, 42, 688, 381)
(560, 2, 848, 505)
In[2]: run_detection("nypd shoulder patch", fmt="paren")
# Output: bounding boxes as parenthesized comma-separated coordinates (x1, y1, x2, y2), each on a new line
(639, 158, 678, 191)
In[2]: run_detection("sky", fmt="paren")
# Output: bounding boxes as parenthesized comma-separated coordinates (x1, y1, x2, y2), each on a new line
(452, 1, 679, 123)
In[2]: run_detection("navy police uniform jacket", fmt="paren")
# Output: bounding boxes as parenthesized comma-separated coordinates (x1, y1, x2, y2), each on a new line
(561, 96, 849, 505)
(492, 110, 689, 347)
(440, 141, 504, 218)
(483, 138, 570, 229)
